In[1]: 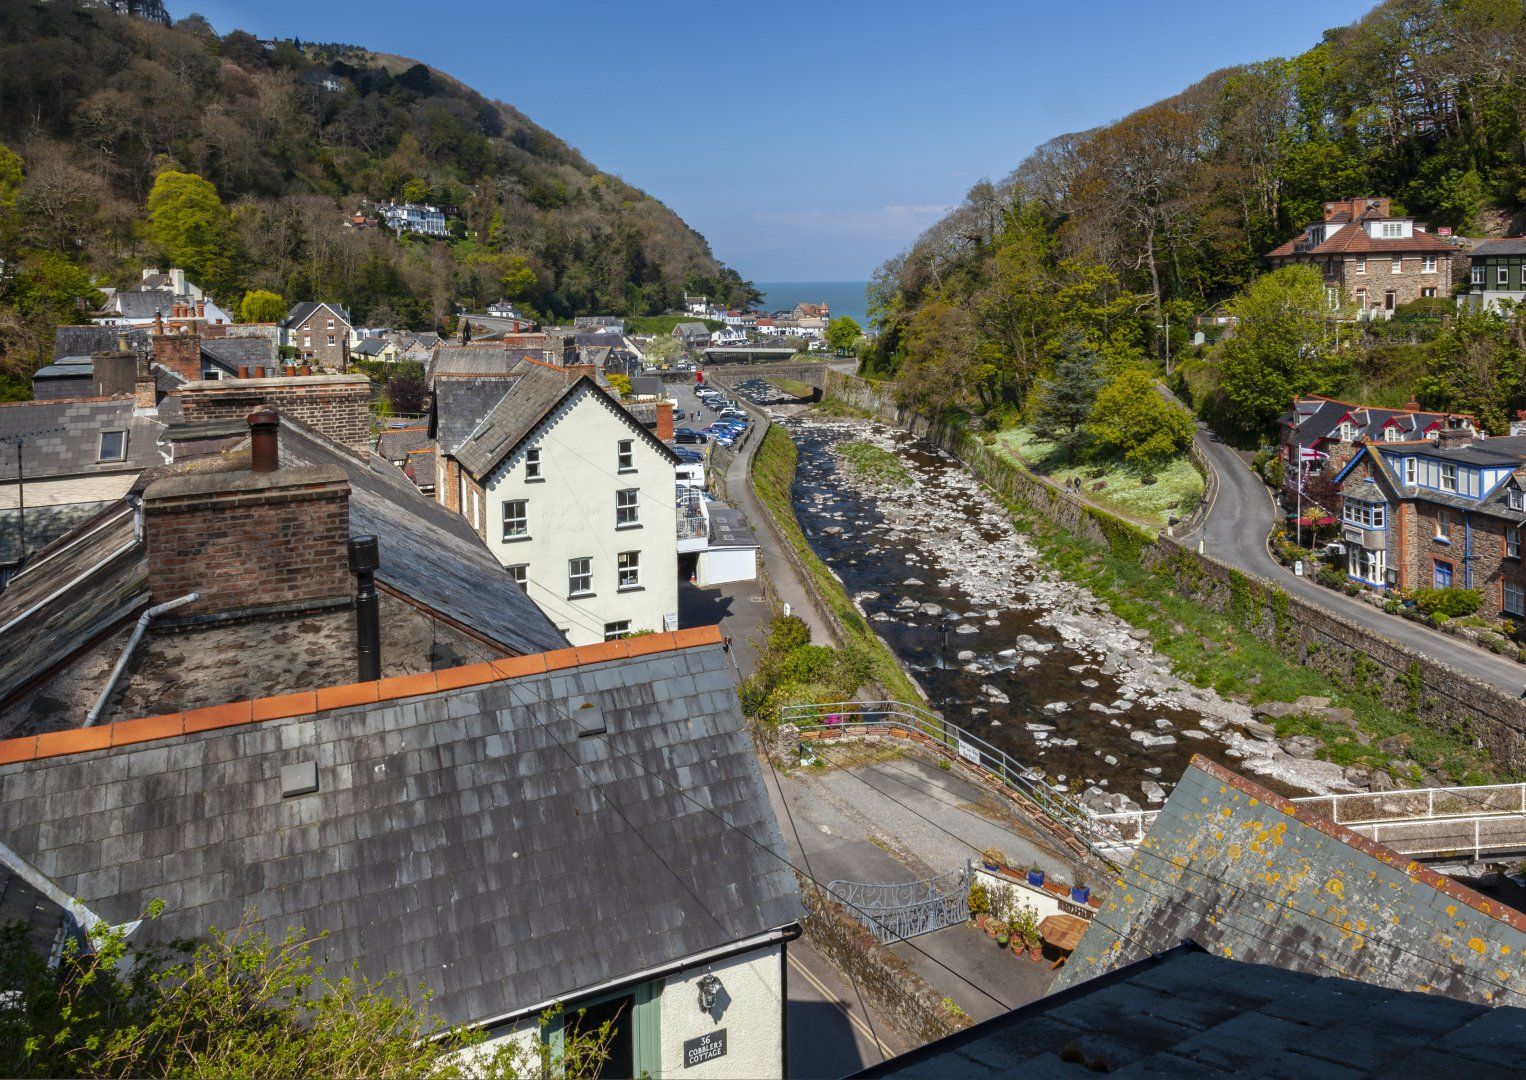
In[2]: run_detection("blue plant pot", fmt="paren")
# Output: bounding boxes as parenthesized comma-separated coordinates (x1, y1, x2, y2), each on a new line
(1027, 869, 1045, 887)
(1071, 885, 1090, 904)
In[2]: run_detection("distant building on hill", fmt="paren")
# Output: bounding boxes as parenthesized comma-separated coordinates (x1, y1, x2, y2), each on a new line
(69, 0, 170, 23)
(1459, 238, 1526, 314)
(377, 201, 448, 238)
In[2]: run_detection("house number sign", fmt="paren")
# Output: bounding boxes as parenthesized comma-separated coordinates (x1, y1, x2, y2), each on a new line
(683, 1030, 727, 1068)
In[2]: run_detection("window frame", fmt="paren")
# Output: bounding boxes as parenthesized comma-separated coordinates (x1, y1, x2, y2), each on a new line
(617, 550, 641, 591)
(1403, 457, 1417, 485)
(502, 498, 529, 540)
(1354, 257, 1366, 275)
(507, 563, 528, 589)
(617, 439, 636, 473)
(603, 620, 632, 641)
(1505, 581, 1526, 617)
(1343, 500, 1385, 529)
(1422, 254, 1437, 273)
(98, 429, 127, 462)
(1508, 527, 1522, 560)
(1434, 559, 1454, 589)
(1508, 486, 1526, 512)
(1472, 265, 1485, 286)
(1436, 509, 1453, 541)
(1382, 222, 1402, 239)
(1391, 256, 1403, 274)
(1439, 462, 1458, 493)
(568, 556, 593, 598)
(1499, 265, 1511, 286)
(525, 447, 542, 481)
(615, 487, 640, 527)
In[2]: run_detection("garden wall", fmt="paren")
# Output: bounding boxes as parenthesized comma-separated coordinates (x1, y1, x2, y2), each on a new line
(823, 370, 1526, 772)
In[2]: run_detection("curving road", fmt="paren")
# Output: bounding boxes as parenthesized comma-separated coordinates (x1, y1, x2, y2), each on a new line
(1184, 418, 1526, 697)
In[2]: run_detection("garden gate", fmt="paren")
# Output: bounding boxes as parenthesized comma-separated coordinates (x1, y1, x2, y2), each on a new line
(826, 862, 973, 944)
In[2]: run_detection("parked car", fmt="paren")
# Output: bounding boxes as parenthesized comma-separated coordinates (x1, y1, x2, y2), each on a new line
(675, 427, 708, 444)
(672, 447, 704, 463)
(718, 407, 748, 420)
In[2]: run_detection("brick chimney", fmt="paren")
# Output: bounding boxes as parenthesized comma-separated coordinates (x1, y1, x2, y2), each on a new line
(152, 323, 202, 383)
(175, 373, 373, 457)
(91, 349, 137, 397)
(655, 400, 674, 441)
(1436, 416, 1474, 448)
(143, 410, 352, 625)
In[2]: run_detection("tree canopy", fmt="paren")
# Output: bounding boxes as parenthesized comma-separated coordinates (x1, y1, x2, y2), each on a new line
(238, 289, 286, 324)
(825, 315, 862, 353)
(1031, 330, 1104, 462)
(144, 170, 237, 297)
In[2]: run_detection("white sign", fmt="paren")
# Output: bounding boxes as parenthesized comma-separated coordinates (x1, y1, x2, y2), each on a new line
(957, 739, 981, 765)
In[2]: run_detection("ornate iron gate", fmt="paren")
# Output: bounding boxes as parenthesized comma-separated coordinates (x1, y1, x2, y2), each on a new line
(826, 863, 972, 943)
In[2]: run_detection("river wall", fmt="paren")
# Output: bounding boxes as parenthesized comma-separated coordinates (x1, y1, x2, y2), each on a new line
(823, 370, 1526, 772)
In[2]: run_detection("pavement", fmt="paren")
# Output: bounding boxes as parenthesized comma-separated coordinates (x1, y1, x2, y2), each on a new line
(1183, 415, 1526, 697)
(787, 937, 902, 1077)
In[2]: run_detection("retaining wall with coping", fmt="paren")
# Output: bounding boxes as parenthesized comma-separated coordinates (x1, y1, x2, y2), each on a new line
(823, 370, 1526, 773)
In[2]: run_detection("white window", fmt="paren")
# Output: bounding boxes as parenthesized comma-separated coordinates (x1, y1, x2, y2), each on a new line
(1354, 257, 1366, 275)
(502, 499, 527, 539)
(1440, 463, 1458, 493)
(1505, 581, 1526, 617)
(507, 564, 528, 589)
(1421, 287, 1437, 298)
(98, 430, 126, 462)
(326, 318, 335, 330)
(1347, 545, 1385, 584)
(1383, 426, 1401, 442)
(1422, 255, 1437, 273)
(1499, 265, 1510, 286)
(1382, 222, 1402, 238)
(1355, 288, 1368, 308)
(1508, 528, 1522, 560)
(1473, 265, 1485, 286)
(1403, 457, 1417, 485)
(525, 447, 541, 480)
(1338, 421, 1357, 442)
(617, 439, 635, 472)
(1343, 501, 1385, 529)
(1391, 256, 1402, 274)
(303, 335, 311, 348)
(618, 550, 640, 590)
(1509, 486, 1526, 511)
(616, 488, 639, 526)
(603, 620, 631, 641)
(568, 557, 593, 597)
(327, 335, 335, 346)
(1436, 509, 1453, 539)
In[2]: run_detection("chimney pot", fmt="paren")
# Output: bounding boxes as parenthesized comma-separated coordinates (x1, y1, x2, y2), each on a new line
(238, 365, 250, 379)
(249, 407, 280, 473)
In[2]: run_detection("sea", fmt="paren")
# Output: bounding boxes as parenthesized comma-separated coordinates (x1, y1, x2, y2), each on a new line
(755, 281, 870, 328)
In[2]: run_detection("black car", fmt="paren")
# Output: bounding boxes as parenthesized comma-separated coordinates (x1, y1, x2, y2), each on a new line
(675, 427, 709, 444)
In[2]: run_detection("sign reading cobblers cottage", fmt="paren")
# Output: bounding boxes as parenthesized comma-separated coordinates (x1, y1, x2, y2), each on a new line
(683, 1030, 727, 1068)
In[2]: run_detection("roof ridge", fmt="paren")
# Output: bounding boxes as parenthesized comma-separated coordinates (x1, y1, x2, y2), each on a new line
(0, 394, 133, 409)
(0, 627, 725, 766)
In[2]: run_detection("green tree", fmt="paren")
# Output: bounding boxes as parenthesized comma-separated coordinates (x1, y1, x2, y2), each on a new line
(0, 143, 21, 207)
(824, 315, 862, 354)
(1218, 265, 1348, 436)
(1031, 330, 1104, 462)
(1416, 306, 1525, 433)
(1088, 367, 1194, 468)
(238, 288, 286, 324)
(497, 253, 537, 300)
(144, 170, 237, 296)
(401, 177, 430, 204)
(0, 911, 614, 1079)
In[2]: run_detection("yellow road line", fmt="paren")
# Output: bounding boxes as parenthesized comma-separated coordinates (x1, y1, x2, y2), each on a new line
(789, 952, 893, 1058)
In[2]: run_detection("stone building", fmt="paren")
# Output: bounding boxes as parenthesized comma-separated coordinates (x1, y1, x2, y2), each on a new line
(1266, 197, 1458, 319)
(282, 302, 352, 369)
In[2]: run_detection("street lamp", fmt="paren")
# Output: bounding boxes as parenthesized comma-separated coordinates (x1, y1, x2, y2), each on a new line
(1156, 312, 1172, 377)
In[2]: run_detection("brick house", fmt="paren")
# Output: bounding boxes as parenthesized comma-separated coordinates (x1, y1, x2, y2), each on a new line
(1266, 198, 1458, 319)
(282, 302, 352, 369)
(1333, 426, 1526, 619)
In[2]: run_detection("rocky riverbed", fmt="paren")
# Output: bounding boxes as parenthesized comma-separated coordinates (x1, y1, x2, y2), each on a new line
(756, 401, 1368, 813)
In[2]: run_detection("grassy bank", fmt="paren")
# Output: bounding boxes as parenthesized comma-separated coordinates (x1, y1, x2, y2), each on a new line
(625, 314, 723, 335)
(750, 424, 926, 708)
(994, 427, 1201, 530)
(835, 441, 912, 488)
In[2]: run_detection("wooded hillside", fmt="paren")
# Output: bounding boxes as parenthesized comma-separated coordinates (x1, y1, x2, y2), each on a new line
(0, 0, 753, 382)
(868, 0, 1526, 434)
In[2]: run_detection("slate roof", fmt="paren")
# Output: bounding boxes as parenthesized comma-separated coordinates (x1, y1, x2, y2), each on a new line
(0, 398, 167, 481)
(1279, 395, 1462, 450)
(0, 503, 146, 714)
(858, 944, 1526, 1079)
(105, 291, 176, 320)
(429, 343, 542, 382)
(376, 424, 430, 462)
(352, 337, 393, 357)
(433, 375, 518, 455)
(1463, 238, 1526, 258)
(283, 301, 351, 329)
(0, 500, 117, 567)
(277, 417, 565, 657)
(674, 322, 710, 338)
(53, 324, 149, 361)
(200, 336, 277, 374)
(0, 635, 801, 1027)
(1268, 223, 1458, 258)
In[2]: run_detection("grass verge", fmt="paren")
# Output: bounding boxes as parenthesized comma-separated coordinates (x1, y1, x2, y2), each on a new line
(835, 441, 912, 488)
(750, 424, 925, 707)
(993, 427, 1201, 530)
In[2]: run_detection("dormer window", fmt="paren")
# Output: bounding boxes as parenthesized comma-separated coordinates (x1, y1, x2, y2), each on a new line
(1383, 426, 1401, 442)
(1403, 457, 1417, 485)
(1440, 462, 1458, 493)
(98, 430, 126, 462)
(1338, 421, 1357, 442)
(1381, 222, 1402, 238)
(1509, 486, 1525, 512)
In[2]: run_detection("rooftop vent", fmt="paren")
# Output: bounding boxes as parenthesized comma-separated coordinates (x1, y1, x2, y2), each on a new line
(281, 761, 318, 797)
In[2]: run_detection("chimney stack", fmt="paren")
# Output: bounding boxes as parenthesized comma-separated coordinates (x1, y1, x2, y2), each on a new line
(152, 319, 202, 382)
(249, 407, 280, 473)
(348, 535, 381, 682)
(1437, 416, 1474, 449)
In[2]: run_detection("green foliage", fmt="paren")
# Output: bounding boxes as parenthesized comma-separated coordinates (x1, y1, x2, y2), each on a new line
(606, 372, 632, 398)
(0, 911, 613, 1079)
(0, 142, 20, 207)
(1416, 306, 1525, 433)
(144, 170, 237, 296)
(768, 614, 812, 654)
(1087, 368, 1194, 467)
(1031, 330, 1104, 462)
(1409, 587, 1483, 619)
(239, 289, 286, 324)
(825, 315, 862, 353)
(835, 441, 912, 487)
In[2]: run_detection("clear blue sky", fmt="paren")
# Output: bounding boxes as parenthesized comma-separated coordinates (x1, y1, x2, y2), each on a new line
(176, 0, 1377, 283)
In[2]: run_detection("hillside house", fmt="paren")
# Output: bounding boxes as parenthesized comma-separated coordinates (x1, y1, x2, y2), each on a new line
(1266, 198, 1457, 318)
(377, 200, 448, 238)
(1459, 238, 1526, 313)
(282, 302, 352, 369)
(673, 322, 712, 350)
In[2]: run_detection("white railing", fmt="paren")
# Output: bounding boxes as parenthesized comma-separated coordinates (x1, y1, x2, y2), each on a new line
(781, 700, 1136, 863)
(1292, 782, 1526, 826)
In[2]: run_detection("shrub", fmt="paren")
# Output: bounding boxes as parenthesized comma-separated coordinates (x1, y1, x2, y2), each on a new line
(777, 644, 839, 685)
(1410, 587, 1482, 619)
(768, 615, 812, 654)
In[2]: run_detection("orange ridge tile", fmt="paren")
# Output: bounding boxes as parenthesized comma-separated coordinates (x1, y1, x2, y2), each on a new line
(490, 653, 549, 680)
(434, 661, 501, 691)
(376, 671, 439, 701)
(184, 700, 255, 734)
(252, 691, 318, 722)
(0, 735, 38, 766)
(315, 681, 382, 711)
(109, 712, 185, 747)
(34, 726, 113, 759)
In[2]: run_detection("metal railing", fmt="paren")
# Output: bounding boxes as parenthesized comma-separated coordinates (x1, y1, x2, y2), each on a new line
(1293, 782, 1526, 826)
(781, 700, 1136, 863)
(826, 862, 972, 944)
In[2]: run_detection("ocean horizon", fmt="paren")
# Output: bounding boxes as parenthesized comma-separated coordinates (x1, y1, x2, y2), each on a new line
(755, 281, 870, 328)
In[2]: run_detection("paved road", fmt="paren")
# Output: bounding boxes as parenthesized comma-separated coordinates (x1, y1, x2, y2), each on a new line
(1186, 419, 1526, 697)
(787, 937, 901, 1077)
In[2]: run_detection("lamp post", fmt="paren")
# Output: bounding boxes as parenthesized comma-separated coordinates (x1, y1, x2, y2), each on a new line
(1156, 311, 1172, 377)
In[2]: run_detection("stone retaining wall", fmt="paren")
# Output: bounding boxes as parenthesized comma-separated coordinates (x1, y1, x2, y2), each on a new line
(823, 370, 1526, 772)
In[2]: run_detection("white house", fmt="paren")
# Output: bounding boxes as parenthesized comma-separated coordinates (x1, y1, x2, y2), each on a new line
(93, 267, 233, 328)
(711, 326, 748, 346)
(435, 342, 679, 645)
(377, 201, 448, 238)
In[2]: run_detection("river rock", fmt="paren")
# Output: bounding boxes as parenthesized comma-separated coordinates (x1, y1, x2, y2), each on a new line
(1141, 781, 1167, 803)
(1130, 731, 1177, 749)
(1043, 702, 1071, 714)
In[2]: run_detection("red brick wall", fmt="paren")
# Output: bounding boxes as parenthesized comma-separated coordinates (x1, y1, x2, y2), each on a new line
(176, 376, 372, 457)
(656, 401, 674, 441)
(143, 465, 351, 622)
(152, 329, 201, 382)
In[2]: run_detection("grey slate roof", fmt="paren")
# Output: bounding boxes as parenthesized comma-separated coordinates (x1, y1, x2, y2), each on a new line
(858, 944, 1526, 1079)
(283, 301, 351, 329)
(433, 375, 518, 455)
(429, 344, 542, 383)
(1280, 396, 1457, 450)
(0, 500, 117, 567)
(1471, 238, 1526, 257)
(352, 337, 392, 357)
(53, 324, 149, 361)
(106, 291, 175, 320)
(0, 398, 166, 481)
(376, 425, 431, 462)
(0, 641, 800, 1027)
(277, 417, 565, 656)
(201, 336, 276, 373)
(0, 503, 145, 713)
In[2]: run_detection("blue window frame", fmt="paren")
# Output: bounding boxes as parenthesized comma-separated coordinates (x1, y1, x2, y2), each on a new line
(1433, 560, 1454, 588)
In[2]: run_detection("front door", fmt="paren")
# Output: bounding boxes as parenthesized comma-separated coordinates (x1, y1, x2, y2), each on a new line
(1385, 290, 1396, 311)
(566, 993, 634, 1079)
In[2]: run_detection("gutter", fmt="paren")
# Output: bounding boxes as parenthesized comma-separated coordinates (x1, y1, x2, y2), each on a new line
(468, 924, 801, 1036)
(84, 591, 198, 727)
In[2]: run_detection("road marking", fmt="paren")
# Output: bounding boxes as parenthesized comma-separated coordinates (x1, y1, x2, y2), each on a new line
(789, 952, 893, 1058)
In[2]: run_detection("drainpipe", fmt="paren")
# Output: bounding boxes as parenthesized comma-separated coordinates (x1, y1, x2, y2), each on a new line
(1463, 510, 1473, 589)
(85, 592, 199, 727)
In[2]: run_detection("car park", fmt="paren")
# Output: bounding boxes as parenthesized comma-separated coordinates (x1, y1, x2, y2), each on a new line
(672, 447, 704, 463)
(675, 427, 708, 444)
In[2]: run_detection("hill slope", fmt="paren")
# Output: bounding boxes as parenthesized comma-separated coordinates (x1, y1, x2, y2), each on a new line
(0, 0, 752, 378)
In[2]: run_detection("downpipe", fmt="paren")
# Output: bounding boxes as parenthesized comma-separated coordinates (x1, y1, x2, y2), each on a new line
(84, 592, 199, 727)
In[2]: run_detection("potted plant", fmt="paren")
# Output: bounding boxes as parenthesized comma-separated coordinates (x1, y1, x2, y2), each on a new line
(1026, 927, 1044, 962)
(968, 881, 990, 930)
(984, 915, 1001, 939)
(981, 847, 1005, 872)
(1071, 881, 1090, 904)
(1026, 864, 1045, 888)
(995, 926, 1010, 950)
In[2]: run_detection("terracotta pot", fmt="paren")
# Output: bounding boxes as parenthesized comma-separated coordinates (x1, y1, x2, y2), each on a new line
(1009, 939, 1024, 958)
(985, 921, 999, 938)
(1028, 944, 1044, 962)
(975, 914, 989, 931)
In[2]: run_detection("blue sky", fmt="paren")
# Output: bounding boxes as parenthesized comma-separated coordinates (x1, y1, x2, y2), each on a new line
(177, 0, 1378, 282)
